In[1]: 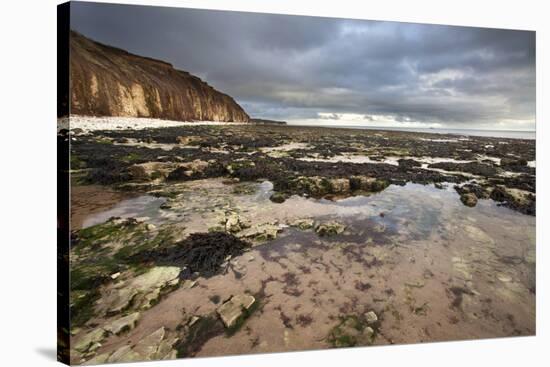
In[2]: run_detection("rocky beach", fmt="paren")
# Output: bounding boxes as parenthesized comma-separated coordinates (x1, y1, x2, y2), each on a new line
(63, 117, 535, 364)
(58, 13, 536, 364)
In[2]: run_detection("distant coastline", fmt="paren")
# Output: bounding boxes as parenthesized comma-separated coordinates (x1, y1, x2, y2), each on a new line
(287, 123, 536, 140)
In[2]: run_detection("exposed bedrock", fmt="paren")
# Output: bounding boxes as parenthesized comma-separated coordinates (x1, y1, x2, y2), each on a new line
(69, 31, 249, 122)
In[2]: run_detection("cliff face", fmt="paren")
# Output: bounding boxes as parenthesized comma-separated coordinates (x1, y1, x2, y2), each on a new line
(69, 31, 249, 122)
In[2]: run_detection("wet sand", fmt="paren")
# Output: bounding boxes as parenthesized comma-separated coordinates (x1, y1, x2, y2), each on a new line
(71, 179, 535, 363)
(70, 185, 138, 229)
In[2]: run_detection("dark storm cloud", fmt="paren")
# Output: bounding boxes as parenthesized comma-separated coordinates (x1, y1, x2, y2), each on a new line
(71, 1, 536, 129)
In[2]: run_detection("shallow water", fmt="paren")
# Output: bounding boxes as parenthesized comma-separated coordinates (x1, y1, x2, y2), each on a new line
(76, 179, 535, 358)
(82, 195, 166, 228)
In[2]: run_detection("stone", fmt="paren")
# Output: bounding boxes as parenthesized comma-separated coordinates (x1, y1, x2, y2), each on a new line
(107, 345, 142, 363)
(225, 213, 242, 232)
(103, 312, 140, 335)
(97, 266, 181, 315)
(365, 311, 378, 325)
(188, 316, 200, 326)
(290, 176, 330, 197)
(216, 294, 256, 328)
(328, 178, 351, 194)
(176, 135, 200, 145)
(83, 352, 110, 365)
(74, 328, 107, 353)
(168, 159, 210, 179)
(239, 223, 281, 242)
(460, 193, 478, 207)
(181, 279, 197, 289)
(315, 221, 346, 236)
(269, 192, 288, 203)
(497, 273, 513, 282)
(349, 176, 389, 192)
(133, 327, 166, 358)
(327, 316, 375, 348)
(364, 326, 375, 344)
(289, 218, 315, 230)
(490, 185, 535, 215)
(223, 212, 251, 233)
(127, 162, 175, 181)
(405, 281, 425, 288)
(87, 342, 102, 353)
(156, 336, 179, 360)
(225, 160, 256, 175)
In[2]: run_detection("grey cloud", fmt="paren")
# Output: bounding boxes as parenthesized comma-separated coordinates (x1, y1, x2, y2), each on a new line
(71, 1, 536, 129)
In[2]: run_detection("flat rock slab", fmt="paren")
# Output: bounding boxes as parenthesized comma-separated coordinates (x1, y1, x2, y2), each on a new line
(103, 312, 141, 335)
(74, 328, 107, 353)
(315, 221, 346, 236)
(289, 218, 315, 230)
(216, 294, 256, 328)
(97, 266, 181, 315)
(84, 327, 178, 364)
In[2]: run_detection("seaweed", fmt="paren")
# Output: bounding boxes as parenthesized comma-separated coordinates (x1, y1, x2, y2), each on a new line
(130, 232, 251, 278)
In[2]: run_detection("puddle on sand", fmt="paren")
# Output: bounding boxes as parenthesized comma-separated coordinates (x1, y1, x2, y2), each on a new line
(81, 195, 166, 228)
(75, 179, 535, 357)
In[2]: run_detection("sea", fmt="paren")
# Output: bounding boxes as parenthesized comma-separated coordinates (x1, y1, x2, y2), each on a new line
(288, 124, 535, 140)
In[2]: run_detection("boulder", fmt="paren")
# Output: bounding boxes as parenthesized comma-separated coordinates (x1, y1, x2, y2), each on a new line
(328, 178, 351, 194)
(290, 176, 330, 196)
(269, 192, 288, 203)
(168, 159, 210, 179)
(224, 212, 251, 233)
(490, 185, 535, 215)
(460, 193, 478, 207)
(216, 294, 256, 328)
(128, 162, 175, 181)
(349, 176, 389, 192)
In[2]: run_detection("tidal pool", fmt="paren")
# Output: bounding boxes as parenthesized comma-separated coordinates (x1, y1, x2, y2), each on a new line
(72, 179, 535, 362)
(81, 195, 166, 228)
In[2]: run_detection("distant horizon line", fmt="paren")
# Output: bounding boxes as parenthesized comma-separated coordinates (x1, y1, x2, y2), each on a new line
(284, 122, 535, 133)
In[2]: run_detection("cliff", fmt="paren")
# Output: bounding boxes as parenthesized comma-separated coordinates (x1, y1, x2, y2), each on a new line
(69, 31, 249, 122)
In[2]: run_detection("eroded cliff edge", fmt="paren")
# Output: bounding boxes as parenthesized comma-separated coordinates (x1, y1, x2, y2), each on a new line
(69, 31, 249, 122)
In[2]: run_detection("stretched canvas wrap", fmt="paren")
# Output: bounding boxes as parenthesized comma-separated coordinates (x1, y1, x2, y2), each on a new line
(57, 1, 536, 365)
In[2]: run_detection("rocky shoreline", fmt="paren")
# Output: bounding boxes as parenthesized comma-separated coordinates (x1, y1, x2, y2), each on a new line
(64, 121, 536, 364)
(67, 122, 535, 215)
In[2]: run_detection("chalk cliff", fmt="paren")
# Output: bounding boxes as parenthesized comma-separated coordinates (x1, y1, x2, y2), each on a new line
(69, 31, 249, 122)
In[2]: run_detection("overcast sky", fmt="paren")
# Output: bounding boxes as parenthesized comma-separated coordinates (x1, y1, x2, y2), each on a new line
(71, 2, 536, 130)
